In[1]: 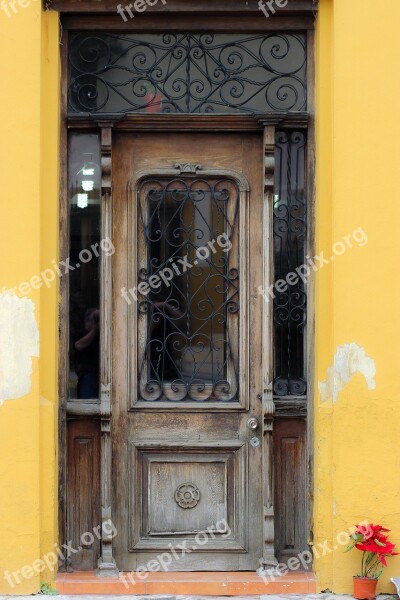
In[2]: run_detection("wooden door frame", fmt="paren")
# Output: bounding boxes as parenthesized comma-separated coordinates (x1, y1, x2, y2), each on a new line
(58, 3, 316, 574)
(127, 163, 250, 413)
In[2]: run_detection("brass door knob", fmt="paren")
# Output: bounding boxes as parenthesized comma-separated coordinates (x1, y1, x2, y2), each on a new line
(247, 417, 259, 431)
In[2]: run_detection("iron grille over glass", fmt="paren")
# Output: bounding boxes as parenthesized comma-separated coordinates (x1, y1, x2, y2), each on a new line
(137, 176, 239, 402)
(68, 32, 307, 115)
(274, 130, 307, 396)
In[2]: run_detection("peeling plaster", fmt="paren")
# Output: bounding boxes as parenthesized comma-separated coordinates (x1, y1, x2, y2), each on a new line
(319, 342, 376, 403)
(0, 292, 39, 406)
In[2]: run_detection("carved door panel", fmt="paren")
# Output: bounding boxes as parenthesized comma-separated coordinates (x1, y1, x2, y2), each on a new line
(112, 131, 265, 570)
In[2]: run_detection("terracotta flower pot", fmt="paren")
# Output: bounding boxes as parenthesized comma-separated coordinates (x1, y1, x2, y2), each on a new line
(353, 576, 378, 600)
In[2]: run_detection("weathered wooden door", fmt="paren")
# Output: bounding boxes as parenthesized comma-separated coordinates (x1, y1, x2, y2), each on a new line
(112, 131, 266, 571)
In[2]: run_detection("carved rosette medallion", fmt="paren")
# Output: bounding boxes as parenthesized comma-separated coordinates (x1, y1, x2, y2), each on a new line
(174, 483, 201, 509)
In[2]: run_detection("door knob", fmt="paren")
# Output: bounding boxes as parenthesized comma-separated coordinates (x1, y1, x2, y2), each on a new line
(247, 417, 259, 431)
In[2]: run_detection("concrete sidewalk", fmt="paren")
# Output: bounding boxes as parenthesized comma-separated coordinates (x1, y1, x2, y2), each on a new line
(0, 594, 397, 600)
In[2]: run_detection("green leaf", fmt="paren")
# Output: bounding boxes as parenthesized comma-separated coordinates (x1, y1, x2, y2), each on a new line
(366, 552, 375, 564)
(373, 539, 386, 547)
(344, 541, 357, 553)
(352, 533, 364, 541)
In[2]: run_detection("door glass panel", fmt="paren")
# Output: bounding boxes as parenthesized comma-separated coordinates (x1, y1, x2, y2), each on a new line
(68, 133, 101, 400)
(273, 130, 307, 396)
(68, 32, 307, 115)
(137, 176, 239, 402)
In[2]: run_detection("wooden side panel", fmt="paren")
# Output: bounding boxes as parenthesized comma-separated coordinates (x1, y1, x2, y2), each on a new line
(67, 419, 101, 570)
(273, 418, 307, 563)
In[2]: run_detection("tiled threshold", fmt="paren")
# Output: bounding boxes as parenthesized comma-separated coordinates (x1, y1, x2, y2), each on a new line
(56, 571, 316, 595)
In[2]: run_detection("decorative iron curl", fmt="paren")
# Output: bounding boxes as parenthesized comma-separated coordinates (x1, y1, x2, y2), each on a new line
(137, 176, 240, 403)
(68, 32, 307, 114)
(273, 130, 307, 397)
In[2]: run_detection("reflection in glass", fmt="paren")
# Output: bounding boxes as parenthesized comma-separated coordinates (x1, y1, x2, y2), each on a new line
(68, 133, 101, 400)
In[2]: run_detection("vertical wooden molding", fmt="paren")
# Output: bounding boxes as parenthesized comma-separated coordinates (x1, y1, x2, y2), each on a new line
(59, 28, 70, 572)
(97, 123, 118, 576)
(306, 28, 316, 556)
(260, 125, 278, 572)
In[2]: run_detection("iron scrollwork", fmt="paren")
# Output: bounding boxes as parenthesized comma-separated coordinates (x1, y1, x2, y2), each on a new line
(68, 32, 307, 115)
(137, 176, 239, 403)
(273, 130, 307, 396)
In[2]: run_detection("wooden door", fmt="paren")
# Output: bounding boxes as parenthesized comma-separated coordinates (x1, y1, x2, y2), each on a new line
(112, 131, 265, 571)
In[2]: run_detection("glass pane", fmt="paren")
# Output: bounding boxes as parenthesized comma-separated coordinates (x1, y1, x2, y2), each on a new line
(69, 32, 307, 115)
(68, 133, 101, 400)
(273, 130, 307, 396)
(137, 177, 239, 402)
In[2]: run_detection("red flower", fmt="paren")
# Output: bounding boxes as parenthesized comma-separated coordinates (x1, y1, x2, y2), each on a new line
(355, 523, 390, 541)
(356, 539, 397, 555)
(345, 522, 399, 578)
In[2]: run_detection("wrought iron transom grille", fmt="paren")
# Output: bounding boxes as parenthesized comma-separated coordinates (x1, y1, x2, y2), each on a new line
(137, 176, 239, 403)
(274, 130, 307, 396)
(68, 32, 307, 115)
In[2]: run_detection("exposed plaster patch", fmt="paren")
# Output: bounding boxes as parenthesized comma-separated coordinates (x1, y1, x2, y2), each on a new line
(0, 292, 39, 406)
(319, 342, 376, 403)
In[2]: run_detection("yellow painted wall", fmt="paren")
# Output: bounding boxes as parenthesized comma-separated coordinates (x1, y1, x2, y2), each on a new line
(1, 0, 400, 595)
(315, 0, 400, 593)
(0, 3, 59, 594)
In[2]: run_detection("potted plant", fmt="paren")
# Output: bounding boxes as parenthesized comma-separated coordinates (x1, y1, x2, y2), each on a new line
(345, 523, 399, 600)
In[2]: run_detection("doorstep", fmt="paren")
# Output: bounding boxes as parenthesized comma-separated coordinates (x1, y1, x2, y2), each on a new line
(56, 571, 316, 595)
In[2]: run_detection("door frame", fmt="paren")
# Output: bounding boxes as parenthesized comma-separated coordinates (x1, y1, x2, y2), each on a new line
(58, 2, 316, 574)
(127, 163, 250, 413)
